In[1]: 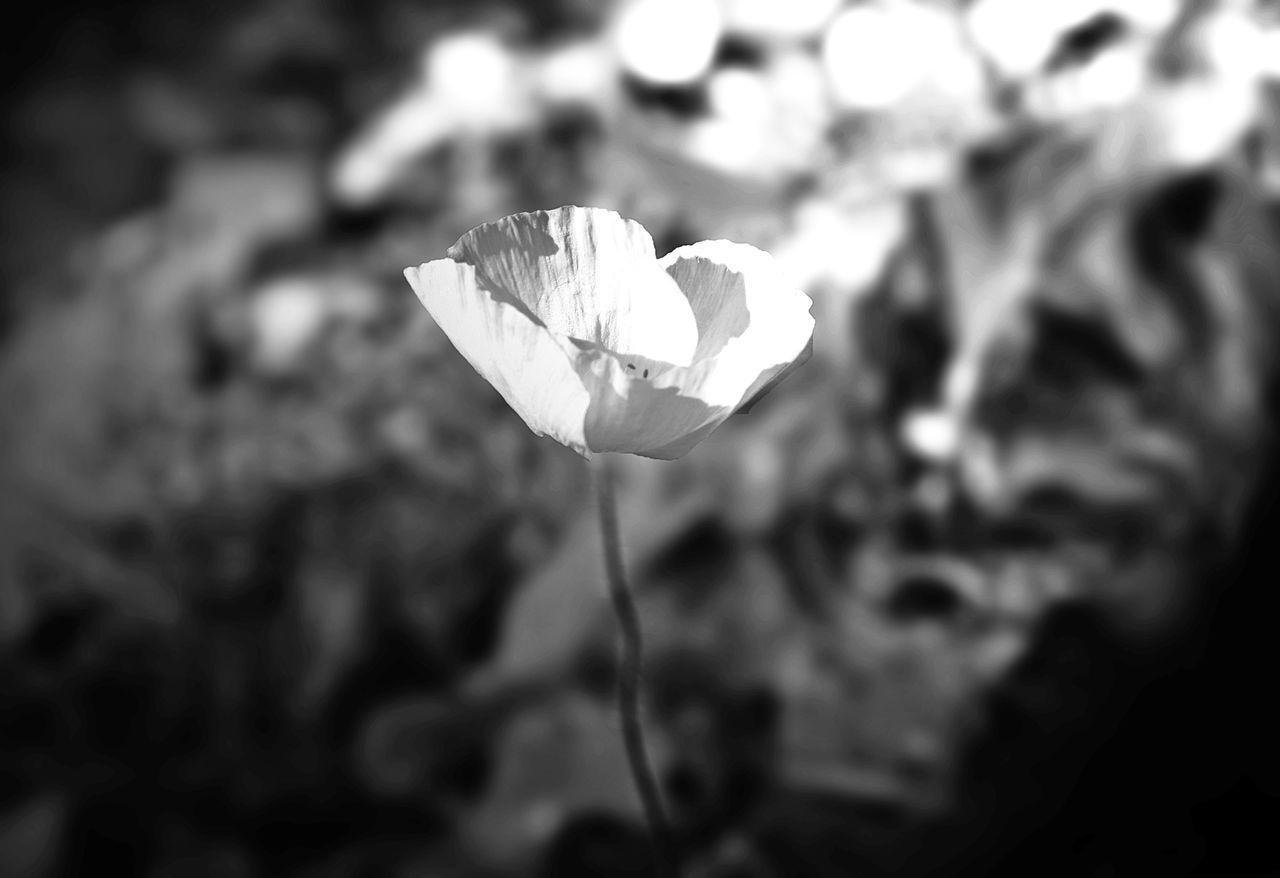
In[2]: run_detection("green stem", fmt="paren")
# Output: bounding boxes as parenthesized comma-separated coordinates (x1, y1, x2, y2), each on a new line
(591, 455, 681, 878)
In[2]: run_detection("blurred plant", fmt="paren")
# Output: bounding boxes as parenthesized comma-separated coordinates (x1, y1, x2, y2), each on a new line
(404, 205, 814, 876)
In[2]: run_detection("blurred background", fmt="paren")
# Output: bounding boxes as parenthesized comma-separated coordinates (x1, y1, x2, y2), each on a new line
(4, 0, 1280, 875)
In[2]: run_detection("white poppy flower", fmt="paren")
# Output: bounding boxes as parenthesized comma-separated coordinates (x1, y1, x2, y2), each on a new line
(404, 207, 815, 459)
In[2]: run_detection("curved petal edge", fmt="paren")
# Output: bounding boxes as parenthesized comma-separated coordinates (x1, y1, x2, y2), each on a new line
(405, 260, 593, 456)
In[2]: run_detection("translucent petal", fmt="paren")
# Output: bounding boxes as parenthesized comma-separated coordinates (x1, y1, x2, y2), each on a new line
(661, 240, 814, 390)
(447, 207, 699, 366)
(581, 351, 732, 459)
(405, 260, 592, 455)
(581, 241, 814, 459)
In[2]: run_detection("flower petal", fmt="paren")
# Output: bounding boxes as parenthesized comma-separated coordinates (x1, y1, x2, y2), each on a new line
(660, 240, 815, 406)
(447, 207, 700, 366)
(580, 352, 733, 459)
(582, 242, 814, 459)
(405, 260, 592, 455)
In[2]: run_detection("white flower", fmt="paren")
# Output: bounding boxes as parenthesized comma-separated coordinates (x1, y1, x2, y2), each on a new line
(404, 207, 815, 459)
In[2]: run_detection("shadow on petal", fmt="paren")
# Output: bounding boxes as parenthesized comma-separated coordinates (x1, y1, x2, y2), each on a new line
(448, 218, 564, 321)
(584, 370, 731, 460)
(448, 208, 698, 365)
(639, 419, 725, 460)
(450, 217, 562, 268)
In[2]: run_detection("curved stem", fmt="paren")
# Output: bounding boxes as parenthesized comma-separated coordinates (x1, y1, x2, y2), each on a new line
(592, 455, 681, 878)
